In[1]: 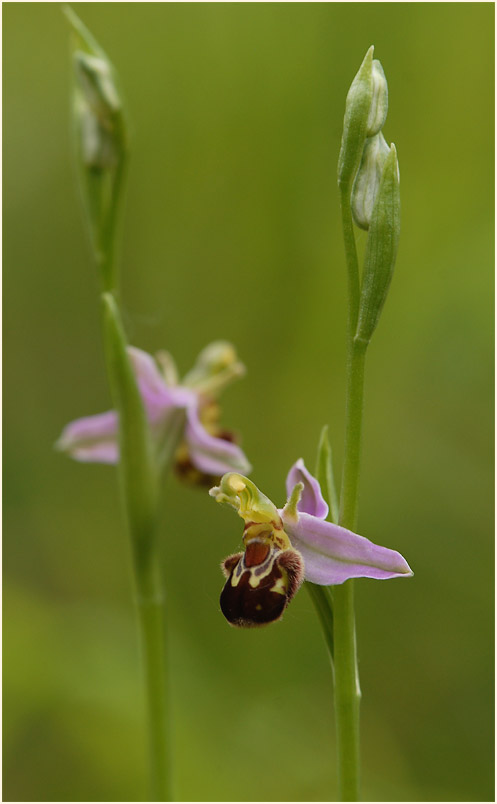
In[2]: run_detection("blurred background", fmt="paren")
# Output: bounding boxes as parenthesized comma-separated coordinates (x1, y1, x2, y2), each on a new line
(3, 3, 494, 801)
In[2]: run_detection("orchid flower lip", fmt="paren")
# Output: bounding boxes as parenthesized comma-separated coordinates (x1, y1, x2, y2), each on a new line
(57, 344, 251, 478)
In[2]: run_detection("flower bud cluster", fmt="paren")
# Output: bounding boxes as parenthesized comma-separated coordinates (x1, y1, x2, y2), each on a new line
(338, 47, 401, 345)
(350, 56, 389, 230)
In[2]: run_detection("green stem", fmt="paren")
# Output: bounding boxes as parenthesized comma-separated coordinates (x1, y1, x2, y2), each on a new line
(339, 340, 367, 531)
(101, 293, 172, 801)
(333, 186, 367, 801)
(331, 580, 360, 801)
(134, 543, 172, 802)
(98, 157, 127, 294)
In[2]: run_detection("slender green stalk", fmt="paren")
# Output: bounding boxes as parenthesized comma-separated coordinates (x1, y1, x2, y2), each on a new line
(332, 185, 367, 801)
(331, 579, 360, 801)
(339, 339, 367, 531)
(96, 153, 127, 294)
(134, 542, 172, 802)
(102, 293, 172, 802)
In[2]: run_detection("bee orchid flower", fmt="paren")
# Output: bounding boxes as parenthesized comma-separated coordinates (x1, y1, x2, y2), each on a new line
(210, 459, 412, 627)
(56, 341, 251, 483)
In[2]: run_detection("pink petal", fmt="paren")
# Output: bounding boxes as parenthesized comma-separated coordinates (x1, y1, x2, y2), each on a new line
(56, 411, 119, 464)
(285, 459, 329, 519)
(281, 510, 413, 585)
(126, 346, 198, 423)
(185, 406, 252, 476)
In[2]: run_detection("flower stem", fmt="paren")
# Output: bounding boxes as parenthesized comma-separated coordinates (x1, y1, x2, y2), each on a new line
(94, 155, 127, 295)
(333, 187, 368, 801)
(102, 294, 172, 801)
(331, 579, 360, 801)
(134, 544, 172, 801)
(339, 338, 367, 532)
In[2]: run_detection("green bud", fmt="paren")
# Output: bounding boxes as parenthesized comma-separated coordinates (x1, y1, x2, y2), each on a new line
(63, 5, 128, 290)
(355, 144, 400, 345)
(337, 46, 374, 189)
(66, 10, 126, 173)
(74, 51, 121, 120)
(351, 131, 390, 230)
(74, 52, 122, 169)
(366, 60, 388, 137)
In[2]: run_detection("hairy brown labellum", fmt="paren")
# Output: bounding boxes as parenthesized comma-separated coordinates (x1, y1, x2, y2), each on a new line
(220, 545, 304, 628)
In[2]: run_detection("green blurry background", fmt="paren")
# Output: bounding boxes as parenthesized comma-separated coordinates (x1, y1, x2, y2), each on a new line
(4, 3, 494, 801)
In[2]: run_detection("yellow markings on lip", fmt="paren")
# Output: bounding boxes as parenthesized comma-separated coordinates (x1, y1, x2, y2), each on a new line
(248, 563, 273, 588)
(228, 552, 279, 589)
(270, 573, 288, 596)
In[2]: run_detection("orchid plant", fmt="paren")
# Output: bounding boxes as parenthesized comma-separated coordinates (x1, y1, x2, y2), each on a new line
(59, 8, 250, 801)
(60, 8, 410, 800)
(209, 45, 410, 802)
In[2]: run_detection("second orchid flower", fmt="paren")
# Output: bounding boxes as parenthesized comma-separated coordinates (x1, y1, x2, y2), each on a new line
(57, 341, 252, 484)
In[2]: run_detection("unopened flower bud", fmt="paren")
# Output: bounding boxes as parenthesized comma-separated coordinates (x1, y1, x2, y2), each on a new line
(74, 51, 121, 120)
(63, 6, 128, 289)
(351, 131, 390, 230)
(72, 45, 125, 171)
(77, 94, 119, 170)
(366, 60, 388, 137)
(355, 144, 400, 345)
(337, 46, 374, 189)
